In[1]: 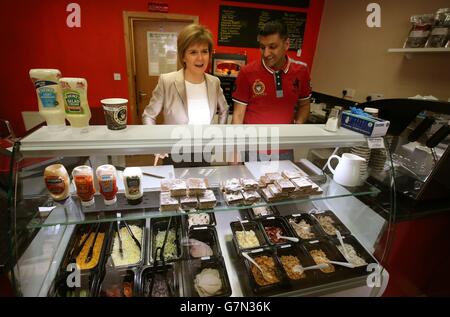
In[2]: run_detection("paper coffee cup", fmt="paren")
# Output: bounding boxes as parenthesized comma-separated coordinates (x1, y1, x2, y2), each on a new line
(101, 98, 128, 130)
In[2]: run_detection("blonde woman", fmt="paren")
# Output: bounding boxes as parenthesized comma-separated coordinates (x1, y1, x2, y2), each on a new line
(142, 24, 228, 125)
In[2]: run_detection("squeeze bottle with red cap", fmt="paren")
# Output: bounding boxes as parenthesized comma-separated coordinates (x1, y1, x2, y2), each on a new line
(96, 164, 118, 205)
(72, 165, 96, 206)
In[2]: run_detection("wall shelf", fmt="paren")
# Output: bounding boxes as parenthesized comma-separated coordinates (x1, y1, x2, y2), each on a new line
(388, 48, 450, 53)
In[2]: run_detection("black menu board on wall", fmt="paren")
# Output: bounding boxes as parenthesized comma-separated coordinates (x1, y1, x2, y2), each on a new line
(218, 5, 307, 50)
(230, 0, 310, 8)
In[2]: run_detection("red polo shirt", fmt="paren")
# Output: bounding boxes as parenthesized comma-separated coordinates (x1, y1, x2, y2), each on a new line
(232, 57, 312, 124)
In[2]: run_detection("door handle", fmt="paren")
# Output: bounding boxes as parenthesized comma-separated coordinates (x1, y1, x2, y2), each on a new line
(138, 91, 148, 102)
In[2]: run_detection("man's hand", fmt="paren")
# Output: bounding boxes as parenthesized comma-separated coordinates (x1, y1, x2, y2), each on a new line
(232, 102, 246, 124)
(295, 98, 311, 124)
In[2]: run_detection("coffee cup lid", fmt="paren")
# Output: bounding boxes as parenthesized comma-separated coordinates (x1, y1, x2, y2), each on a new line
(101, 98, 128, 105)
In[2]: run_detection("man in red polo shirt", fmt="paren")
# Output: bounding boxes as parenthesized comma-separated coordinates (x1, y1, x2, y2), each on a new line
(232, 20, 312, 125)
(231, 20, 311, 161)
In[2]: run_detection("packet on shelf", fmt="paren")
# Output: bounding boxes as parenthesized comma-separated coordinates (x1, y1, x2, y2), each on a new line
(180, 196, 198, 210)
(242, 190, 261, 205)
(265, 172, 283, 183)
(160, 192, 180, 212)
(222, 178, 242, 193)
(169, 179, 187, 197)
(198, 190, 217, 209)
(281, 169, 308, 180)
(224, 191, 244, 205)
(44, 164, 70, 201)
(240, 178, 259, 191)
(187, 178, 207, 196)
(274, 178, 296, 193)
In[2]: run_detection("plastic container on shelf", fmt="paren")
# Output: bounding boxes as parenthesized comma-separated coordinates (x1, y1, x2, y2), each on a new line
(95, 164, 118, 205)
(72, 165, 96, 207)
(122, 167, 143, 205)
(59, 77, 91, 131)
(44, 164, 70, 201)
(29, 69, 66, 129)
(364, 107, 379, 118)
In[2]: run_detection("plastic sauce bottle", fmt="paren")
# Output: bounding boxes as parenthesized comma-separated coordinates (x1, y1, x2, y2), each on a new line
(60, 77, 91, 130)
(29, 69, 66, 129)
(96, 165, 118, 205)
(44, 164, 70, 201)
(72, 165, 96, 206)
(123, 167, 143, 205)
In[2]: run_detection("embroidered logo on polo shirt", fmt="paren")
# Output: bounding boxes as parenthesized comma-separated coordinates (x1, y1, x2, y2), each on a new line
(252, 79, 266, 96)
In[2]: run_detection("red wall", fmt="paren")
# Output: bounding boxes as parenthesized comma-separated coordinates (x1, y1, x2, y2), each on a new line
(0, 0, 324, 137)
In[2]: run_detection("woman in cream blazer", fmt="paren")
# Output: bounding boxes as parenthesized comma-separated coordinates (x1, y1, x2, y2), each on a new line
(142, 24, 228, 125)
(142, 68, 228, 125)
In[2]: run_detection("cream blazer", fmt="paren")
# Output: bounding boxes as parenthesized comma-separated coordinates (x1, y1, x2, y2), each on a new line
(142, 69, 229, 125)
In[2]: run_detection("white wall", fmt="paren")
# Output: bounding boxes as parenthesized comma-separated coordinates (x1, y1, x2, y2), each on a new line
(311, 0, 450, 102)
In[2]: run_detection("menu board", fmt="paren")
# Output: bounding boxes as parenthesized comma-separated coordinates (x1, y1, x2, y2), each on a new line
(230, 0, 309, 8)
(218, 5, 307, 50)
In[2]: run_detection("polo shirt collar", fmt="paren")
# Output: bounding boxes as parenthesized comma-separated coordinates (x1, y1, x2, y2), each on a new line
(262, 56, 291, 74)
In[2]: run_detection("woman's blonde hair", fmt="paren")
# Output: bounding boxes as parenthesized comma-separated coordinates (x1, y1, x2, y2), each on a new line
(177, 24, 213, 69)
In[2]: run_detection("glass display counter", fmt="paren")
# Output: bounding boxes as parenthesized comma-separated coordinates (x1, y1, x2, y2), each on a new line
(6, 124, 395, 297)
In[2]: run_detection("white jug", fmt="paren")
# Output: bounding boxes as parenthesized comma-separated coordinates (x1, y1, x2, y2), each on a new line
(326, 153, 366, 187)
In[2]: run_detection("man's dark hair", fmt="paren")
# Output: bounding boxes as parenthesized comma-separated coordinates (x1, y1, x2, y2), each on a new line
(258, 20, 288, 40)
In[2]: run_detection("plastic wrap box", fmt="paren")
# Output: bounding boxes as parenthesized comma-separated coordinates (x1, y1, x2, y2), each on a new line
(341, 111, 390, 137)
